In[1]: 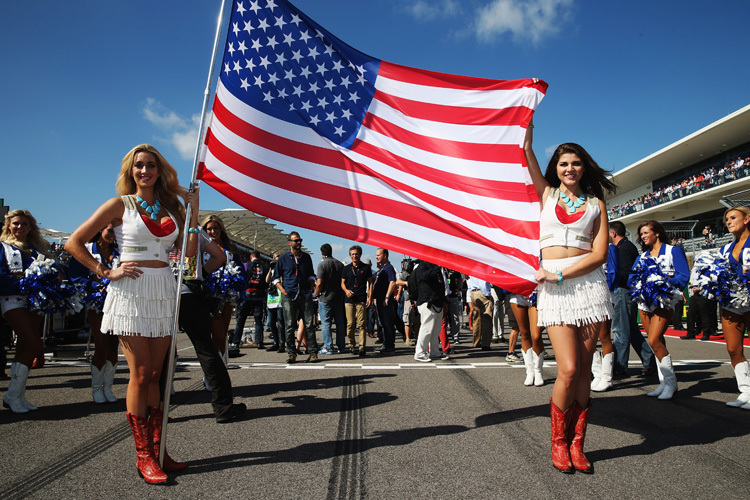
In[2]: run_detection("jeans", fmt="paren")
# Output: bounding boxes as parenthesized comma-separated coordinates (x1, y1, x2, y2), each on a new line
(318, 299, 346, 351)
(376, 299, 397, 349)
(281, 293, 318, 355)
(266, 306, 284, 346)
(231, 298, 265, 346)
(612, 287, 655, 373)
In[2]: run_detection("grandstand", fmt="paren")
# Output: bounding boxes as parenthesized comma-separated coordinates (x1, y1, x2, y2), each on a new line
(606, 104, 750, 256)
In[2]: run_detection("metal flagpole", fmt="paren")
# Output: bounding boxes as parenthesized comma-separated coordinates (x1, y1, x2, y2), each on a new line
(159, 0, 229, 468)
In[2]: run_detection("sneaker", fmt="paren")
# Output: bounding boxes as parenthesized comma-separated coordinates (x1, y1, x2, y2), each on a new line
(319, 348, 332, 355)
(287, 353, 297, 364)
(405, 340, 415, 346)
(358, 349, 367, 357)
(308, 353, 319, 363)
(378, 347, 396, 355)
(505, 352, 520, 363)
(414, 352, 432, 363)
(431, 352, 450, 361)
(240, 341, 258, 349)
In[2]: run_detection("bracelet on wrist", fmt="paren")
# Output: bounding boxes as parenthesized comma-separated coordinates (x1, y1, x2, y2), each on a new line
(187, 227, 199, 234)
(95, 262, 104, 278)
(556, 270, 563, 285)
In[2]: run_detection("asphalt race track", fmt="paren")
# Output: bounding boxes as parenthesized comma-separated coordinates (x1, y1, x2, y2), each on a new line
(1, 326, 748, 499)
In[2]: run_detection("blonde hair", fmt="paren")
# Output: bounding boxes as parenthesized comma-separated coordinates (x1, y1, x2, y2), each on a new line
(1, 209, 51, 257)
(201, 214, 232, 250)
(724, 206, 750, 239)
(116, 144, 187, 227)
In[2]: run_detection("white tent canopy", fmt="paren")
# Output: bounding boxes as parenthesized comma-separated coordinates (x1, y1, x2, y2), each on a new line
(198, 209, 301, 257)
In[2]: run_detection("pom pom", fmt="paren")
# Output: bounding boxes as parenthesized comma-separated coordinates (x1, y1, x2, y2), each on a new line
(19, 255, 82, 314)
(73, 276, 110, 313)
(627, 255, 682, 311)
(691, 251, 750, 309)
(205, 261, 246, 303)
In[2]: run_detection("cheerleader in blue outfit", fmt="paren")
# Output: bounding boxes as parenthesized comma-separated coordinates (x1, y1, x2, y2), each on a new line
(718, 206, 750, 409)
(68, 224, 121, 403)
(1, 210, 50, 413)
(633, 220, 690, 400)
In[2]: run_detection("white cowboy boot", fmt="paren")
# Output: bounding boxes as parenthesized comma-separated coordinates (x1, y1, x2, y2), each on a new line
(590, 351, 602, 391)
(657, 354, 677, 400)
(90, 364, 107, 404)
(522, 349, 534, 386)
(3, 362, 30, 413)
(532, 349, 544, 387)
(647, 357, 665, 397)
(102, 360, 118, 403)
(593, 352, 613, 392)
(727, 361, 750, 408)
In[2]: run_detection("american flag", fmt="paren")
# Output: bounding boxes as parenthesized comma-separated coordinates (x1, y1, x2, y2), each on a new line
(198, 0, 548, 295)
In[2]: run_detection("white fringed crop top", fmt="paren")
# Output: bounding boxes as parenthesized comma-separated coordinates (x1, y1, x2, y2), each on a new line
(539, 188, 600, 251)
(114, 195, 178, 262)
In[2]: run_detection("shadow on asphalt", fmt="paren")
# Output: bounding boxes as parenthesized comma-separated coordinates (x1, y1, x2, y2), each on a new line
(174, 423, 470, 475)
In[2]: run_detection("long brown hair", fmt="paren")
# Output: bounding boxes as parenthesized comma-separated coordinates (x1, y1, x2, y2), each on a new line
(1, 209, 51, 257)
(544, 143, 617, 200)
(116, 144, 187, 227)
(636, 220, 668, 252)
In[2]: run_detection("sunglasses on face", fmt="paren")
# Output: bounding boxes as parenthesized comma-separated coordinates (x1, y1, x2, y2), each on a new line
(289, 238, 302, 243)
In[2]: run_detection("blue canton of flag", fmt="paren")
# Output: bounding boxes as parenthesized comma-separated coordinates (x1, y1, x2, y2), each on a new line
(220, 0, 379, 149)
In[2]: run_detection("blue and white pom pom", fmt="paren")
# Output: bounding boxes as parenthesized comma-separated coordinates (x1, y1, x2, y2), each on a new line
(627, 255, 681, 311)
(528, 289, 538, 308)
(19, 255, 83, 315)
(691, 251, 750, 309)
(73, 277, 110, 313)
(206, 261, 246, 303)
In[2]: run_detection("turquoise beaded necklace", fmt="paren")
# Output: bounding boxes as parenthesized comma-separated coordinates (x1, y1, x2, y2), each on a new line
(559, 191, 586, 212)
(135, 195, 161, 220)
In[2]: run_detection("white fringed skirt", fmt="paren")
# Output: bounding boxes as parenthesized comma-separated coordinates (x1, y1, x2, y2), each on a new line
(537, 255, 613, 327)
(101, 267, 176, 337)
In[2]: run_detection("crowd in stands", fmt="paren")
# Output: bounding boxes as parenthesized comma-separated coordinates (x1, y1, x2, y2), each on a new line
(608, 153, 750, 219)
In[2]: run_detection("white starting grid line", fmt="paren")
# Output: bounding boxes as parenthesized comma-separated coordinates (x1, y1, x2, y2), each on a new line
(43, 358, 732, 370)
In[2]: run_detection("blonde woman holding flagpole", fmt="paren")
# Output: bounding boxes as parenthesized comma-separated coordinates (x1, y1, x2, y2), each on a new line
(66, 144, 199, 484)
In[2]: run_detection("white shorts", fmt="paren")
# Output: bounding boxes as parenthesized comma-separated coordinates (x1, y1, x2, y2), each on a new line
(1, 295, 27, 316)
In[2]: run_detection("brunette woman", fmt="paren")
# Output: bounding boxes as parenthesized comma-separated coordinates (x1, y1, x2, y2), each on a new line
(632, 220, 689, 401)
(201, 214, 237, 357)
(68, 224, 121, 403)
(525, 122, 616, 474)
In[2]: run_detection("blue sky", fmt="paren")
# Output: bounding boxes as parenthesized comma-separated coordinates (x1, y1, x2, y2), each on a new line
(1, 0, 748, 265)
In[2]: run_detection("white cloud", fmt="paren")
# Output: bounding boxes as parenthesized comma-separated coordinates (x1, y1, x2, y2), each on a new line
(404, 0, 461, 20)
(141, 98, 201, 160)
(474, 0, 574, 45)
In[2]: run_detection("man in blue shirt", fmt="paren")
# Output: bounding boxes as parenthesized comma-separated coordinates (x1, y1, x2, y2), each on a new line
(273, 232, 318, 364)
(372, 248, 398, 354)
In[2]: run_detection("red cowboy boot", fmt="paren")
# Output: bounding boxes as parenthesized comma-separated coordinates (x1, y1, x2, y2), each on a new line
(550, 399, 574, 473)
(569, 400, 593, 473)
(126, 413, 168, 484)
(150, 407, 187, 472)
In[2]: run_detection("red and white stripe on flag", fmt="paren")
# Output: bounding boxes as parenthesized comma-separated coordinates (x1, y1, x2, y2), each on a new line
(198, 2, 547, 295)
